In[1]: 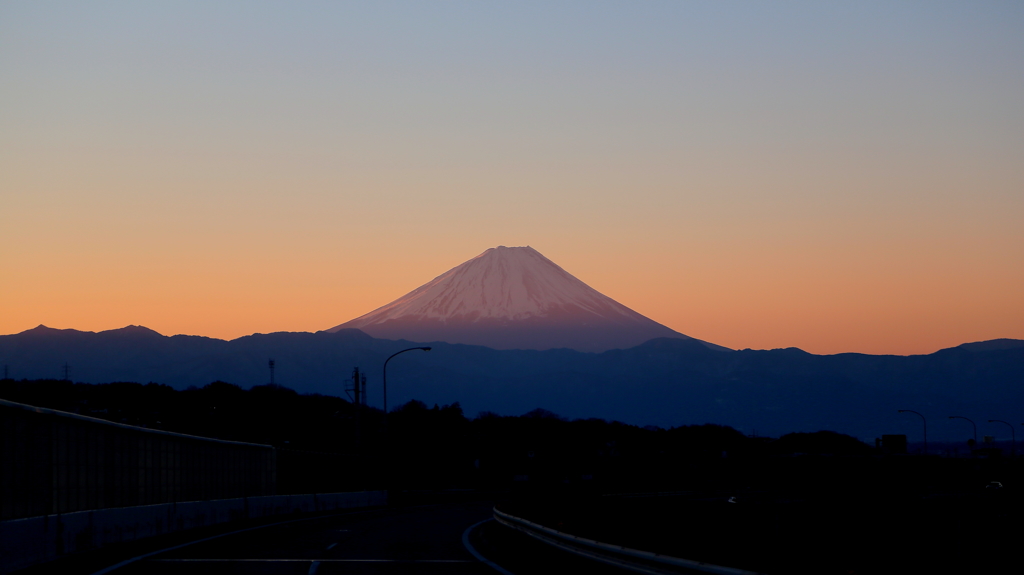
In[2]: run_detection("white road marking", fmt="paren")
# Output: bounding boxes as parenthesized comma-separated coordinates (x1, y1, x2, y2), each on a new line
(326, 542, 337, 550)
(88, 508, 382, 575)
(90, 517, 314, 575)
(149, 558, 475, 563)
(462, 518, 517, 575)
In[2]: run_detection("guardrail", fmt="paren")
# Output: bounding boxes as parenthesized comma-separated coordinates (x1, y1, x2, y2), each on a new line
(493, 507, 765, 575)
(1, 398, 275, 521)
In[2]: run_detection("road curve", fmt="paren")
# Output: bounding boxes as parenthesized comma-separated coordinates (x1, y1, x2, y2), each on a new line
(103, 501, 497, 575)
(24, 500, 633, 575)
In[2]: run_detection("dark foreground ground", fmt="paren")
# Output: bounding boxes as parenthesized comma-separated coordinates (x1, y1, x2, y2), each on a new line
(114, 502, 494, 575)
(15, 474, 1021, 575)
(505, 491, 1021, 575)
(502, 456, 1024, 575)
(10, 447, 1024, 575)
(15, 497, 635, 575)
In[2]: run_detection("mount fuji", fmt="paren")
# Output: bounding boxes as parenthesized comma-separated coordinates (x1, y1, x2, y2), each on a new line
(328, 246, 728, 353)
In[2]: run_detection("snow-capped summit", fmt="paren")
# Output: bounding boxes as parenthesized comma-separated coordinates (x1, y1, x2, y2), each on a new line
(328, 246, 727, 353)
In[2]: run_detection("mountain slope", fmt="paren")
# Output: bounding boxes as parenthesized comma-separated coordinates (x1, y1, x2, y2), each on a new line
(2, 326, 1023, 440)
(328, 246, 726, 352)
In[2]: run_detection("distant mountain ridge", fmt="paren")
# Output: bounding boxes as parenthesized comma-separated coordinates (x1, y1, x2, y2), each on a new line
(2, 325, 1023, 441)
(329, 246, 727, 353)
(954, 338, 1024, 352)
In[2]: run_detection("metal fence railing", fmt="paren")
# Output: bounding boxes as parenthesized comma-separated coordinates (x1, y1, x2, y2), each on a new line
(0, 399, 275, 521)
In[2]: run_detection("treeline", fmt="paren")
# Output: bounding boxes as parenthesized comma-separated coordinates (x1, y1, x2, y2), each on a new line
(0, 379, 874, 493)
(0, 379, 354, 451)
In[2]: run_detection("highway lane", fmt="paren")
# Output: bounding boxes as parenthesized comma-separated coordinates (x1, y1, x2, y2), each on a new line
(108, 501, 494, 574)
(94, 500, 632, 575)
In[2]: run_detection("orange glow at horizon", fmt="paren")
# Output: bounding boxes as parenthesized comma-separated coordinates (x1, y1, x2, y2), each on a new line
(2, 3, 1022, 356)
(3, 230, 1021, 356)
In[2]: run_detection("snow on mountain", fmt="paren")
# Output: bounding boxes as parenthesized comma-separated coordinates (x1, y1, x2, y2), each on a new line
(344, 246, 635, 322)
(329, 246, 728, 353)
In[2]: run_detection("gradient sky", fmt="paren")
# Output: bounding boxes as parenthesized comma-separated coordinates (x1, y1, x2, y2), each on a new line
(2, 1, 1023, 355)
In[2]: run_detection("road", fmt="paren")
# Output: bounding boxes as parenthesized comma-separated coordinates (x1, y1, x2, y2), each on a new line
(83, 501, 630, 575)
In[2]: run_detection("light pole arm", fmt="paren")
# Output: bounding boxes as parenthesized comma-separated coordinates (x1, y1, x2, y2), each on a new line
(988, 420, 1016, 457)
(898, 410, 927, 454)
(949, 416, 978, 444)
(382, 347, 431, 415)
(988, 419, 1015, 441)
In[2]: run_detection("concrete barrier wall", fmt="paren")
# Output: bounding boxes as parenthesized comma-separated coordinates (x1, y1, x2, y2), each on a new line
(0, 490, 386, 574)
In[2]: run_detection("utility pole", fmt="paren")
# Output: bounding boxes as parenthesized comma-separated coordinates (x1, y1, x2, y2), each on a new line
(348, 367, 364, 464)
(268, 359, 275, 386)
(3, 364, 8, 380)
(361, 373, 367, 406)
(350, 367, 361, 407)
(62, 363, 71, 381)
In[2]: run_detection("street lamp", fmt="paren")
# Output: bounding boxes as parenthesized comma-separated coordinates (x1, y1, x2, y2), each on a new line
(898, 410, 927, 455)
(385, 343, 432, 415)
(948, 416, 978, 448)
(988, 420, 1016, 457)
(380, 347, 430, 497)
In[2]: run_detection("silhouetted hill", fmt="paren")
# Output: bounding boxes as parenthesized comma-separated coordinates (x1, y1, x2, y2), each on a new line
(1, 326, 1022, 441)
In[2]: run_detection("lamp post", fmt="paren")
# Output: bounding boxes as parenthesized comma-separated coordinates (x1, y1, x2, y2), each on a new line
(898, 410, 927, 455)
(948, 416, 978, 448)
(988, 420, 1016, 457)
(380, 347, 430, 497)
(382, 347, 431, 415)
